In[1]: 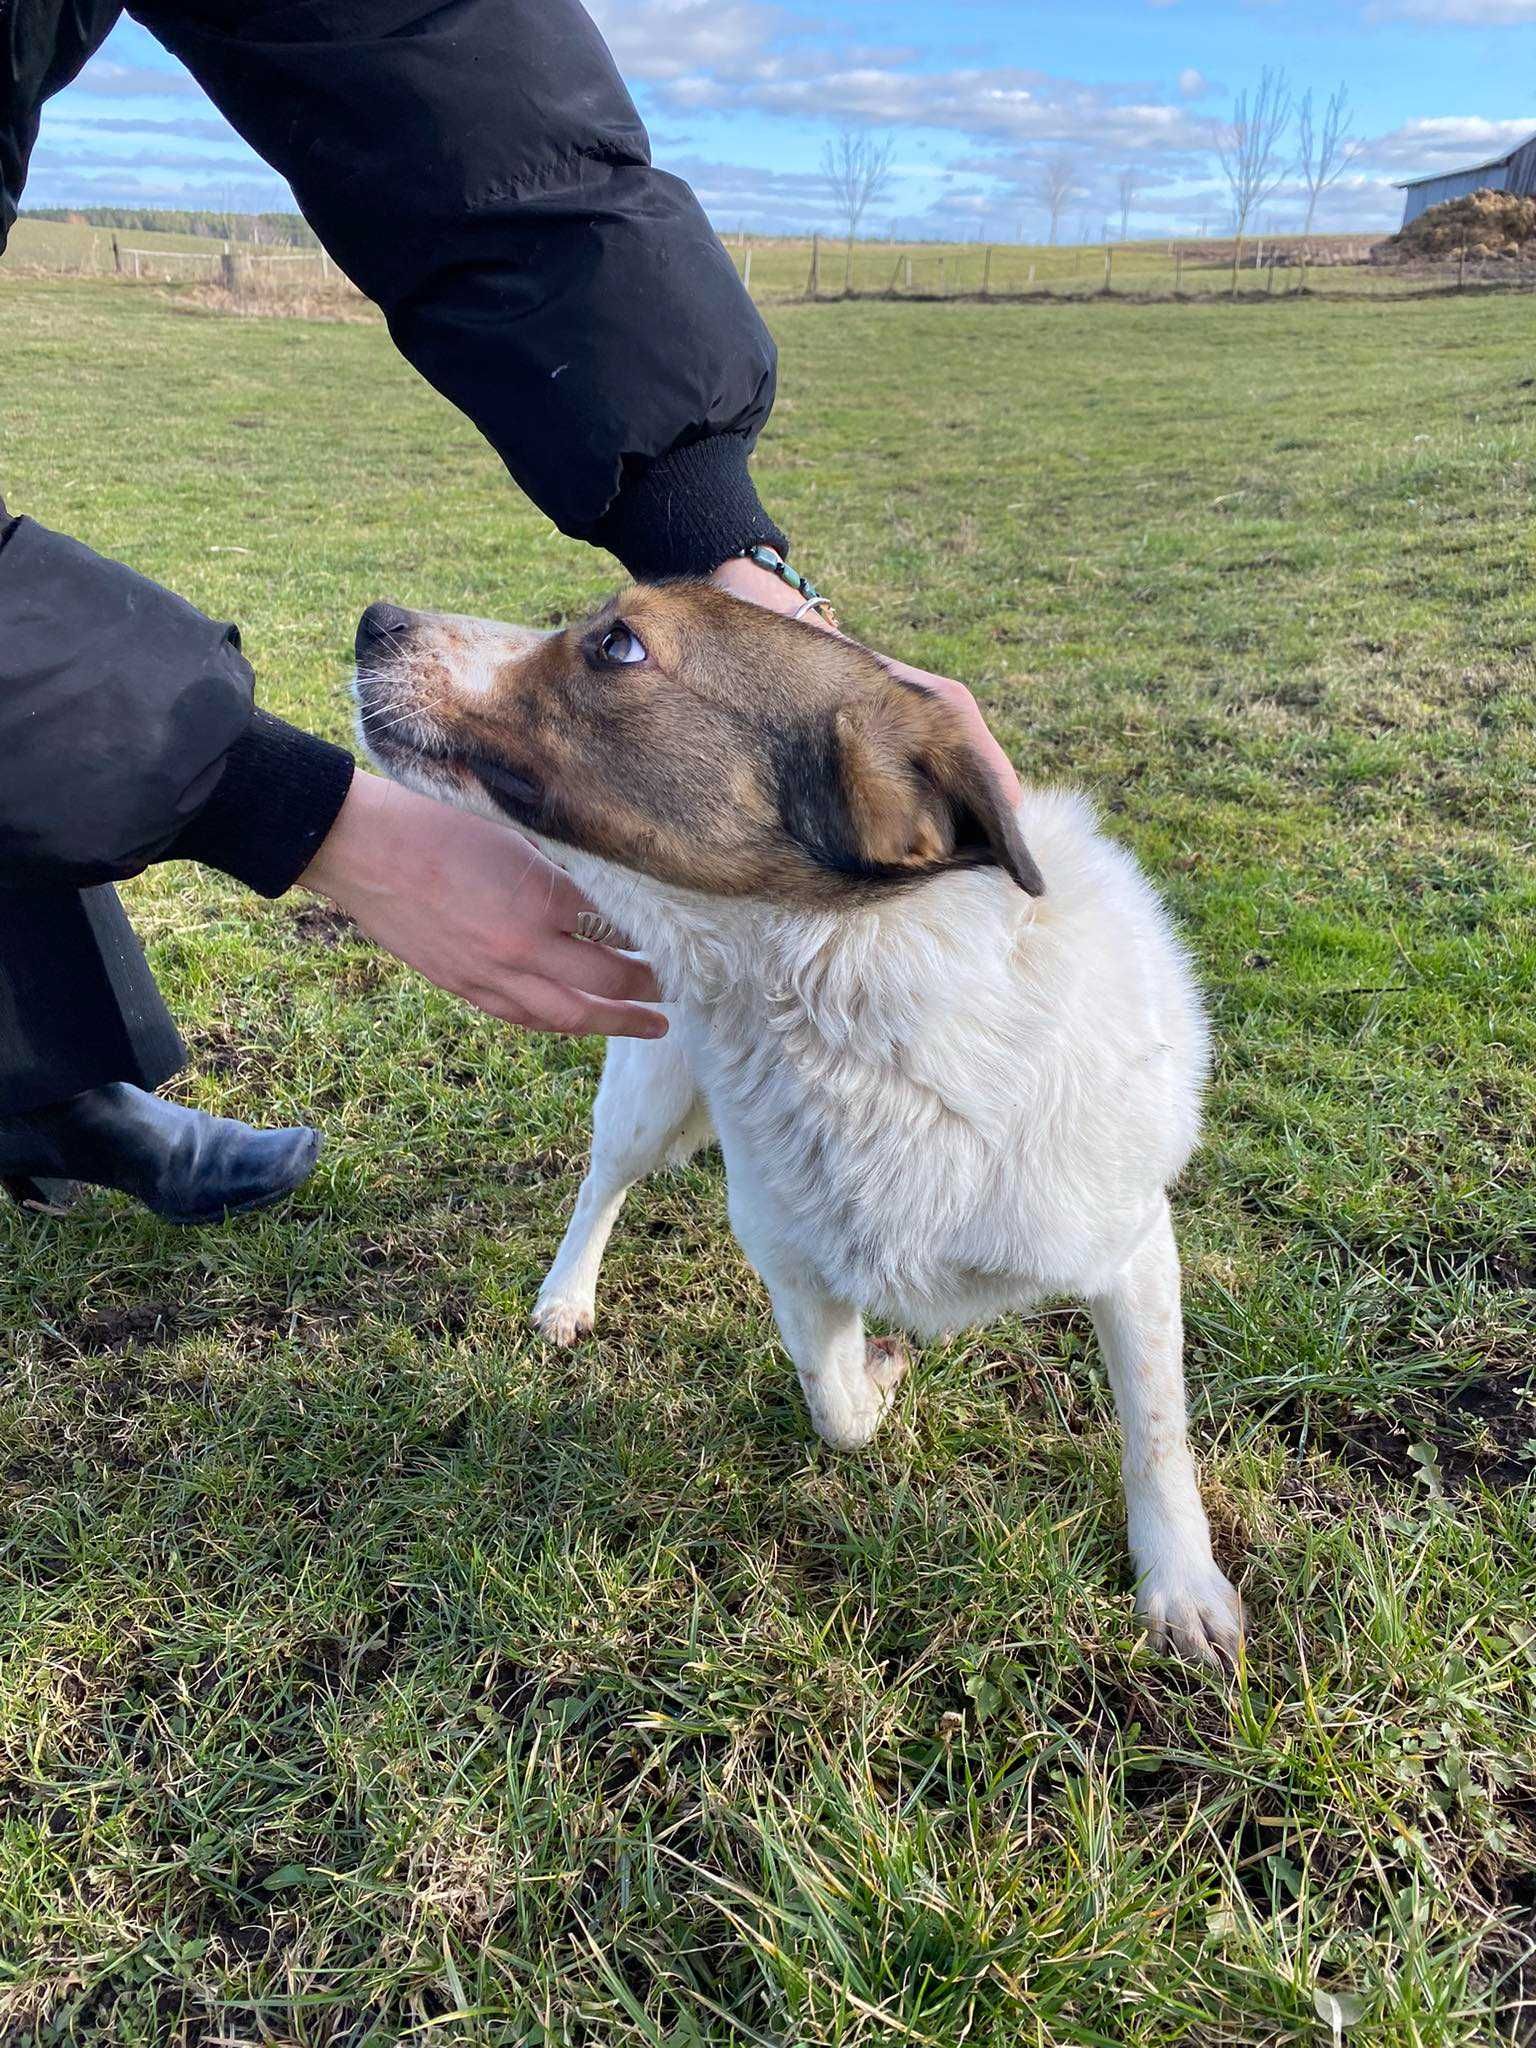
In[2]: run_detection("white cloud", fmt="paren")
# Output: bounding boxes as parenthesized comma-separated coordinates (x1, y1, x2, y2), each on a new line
(1367, 0, 1536, 19)
(1177, 67, 1208, 98)
(1360, 114, 1536, 172)
(74, 56, 201, 98)
(653, 60, 1215, 157)
(45, 113, 238, 141)
(583, 0, 786, 84)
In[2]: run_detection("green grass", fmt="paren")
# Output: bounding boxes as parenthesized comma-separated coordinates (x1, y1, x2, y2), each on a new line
(0, 275, 1533, 2044)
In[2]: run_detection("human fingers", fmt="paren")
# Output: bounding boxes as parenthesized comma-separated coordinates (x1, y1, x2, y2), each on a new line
(472, 973, 669, 1041)
(536, 933, 662, 1003)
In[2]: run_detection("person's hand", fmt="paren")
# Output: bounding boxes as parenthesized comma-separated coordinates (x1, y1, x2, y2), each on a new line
(299, 773, 666, 1038)
(710, 554, 1022, 806)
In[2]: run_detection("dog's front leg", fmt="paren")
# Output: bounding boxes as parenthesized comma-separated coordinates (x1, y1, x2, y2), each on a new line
(533, 1027, 708, 1344)
(1089, 1199, 1243, 1666)
(724, 1156, 907, 1451)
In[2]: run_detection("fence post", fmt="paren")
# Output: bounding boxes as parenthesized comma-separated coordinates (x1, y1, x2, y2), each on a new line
(132, 250, 141, 280)
(320, 246, 331, 282)
(981, 244, 992, 297)
(1027, 261, 1036, 288)
(904, 254, 912, 291)
(939, 254, 947, 295)
(807, 233, 819, 298)
(742, 247, 752, 293)
(1457, 243, 1466, 292)
(1103, 246, 1113, 294)
(1267, 251, 1276, 293)
(1174, 246, 1182, 294)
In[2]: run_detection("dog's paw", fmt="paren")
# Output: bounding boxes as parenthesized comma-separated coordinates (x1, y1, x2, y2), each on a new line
(1136, 1558, 1244, 1669)
(531, 1295, 594, 1346)
(810, 1338, 910, 1452)
(864, 1334, 910, 1398)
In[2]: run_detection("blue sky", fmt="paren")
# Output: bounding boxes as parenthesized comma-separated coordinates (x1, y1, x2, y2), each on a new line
(22, 0, 1536, 237)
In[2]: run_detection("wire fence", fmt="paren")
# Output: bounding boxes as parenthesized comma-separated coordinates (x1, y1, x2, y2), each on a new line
(7, 220, 1535, 309)
(749, 232, 1536, 304)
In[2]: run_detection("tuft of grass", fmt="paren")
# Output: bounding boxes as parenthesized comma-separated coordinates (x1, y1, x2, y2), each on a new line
(0, 277, 1532, 2044)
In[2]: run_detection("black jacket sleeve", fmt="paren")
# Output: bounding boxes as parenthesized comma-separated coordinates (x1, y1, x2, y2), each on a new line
(0, 508, 353, 894)
(132, 0, 787, 580)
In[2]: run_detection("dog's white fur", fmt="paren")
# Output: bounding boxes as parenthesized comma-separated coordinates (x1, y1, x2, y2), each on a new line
(530, 789, 1241, 1664)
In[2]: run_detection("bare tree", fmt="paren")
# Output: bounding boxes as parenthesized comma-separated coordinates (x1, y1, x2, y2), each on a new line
(821, 127, 895, 286)
(1214, 66, 1294, 284)
(1116, 165, 1143, 241)
(1298, 84, 1359, 240)
(1037, 154, 1080, 245)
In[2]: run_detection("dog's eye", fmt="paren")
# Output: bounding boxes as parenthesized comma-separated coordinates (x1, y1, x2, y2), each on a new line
(600, 623, 647, 666)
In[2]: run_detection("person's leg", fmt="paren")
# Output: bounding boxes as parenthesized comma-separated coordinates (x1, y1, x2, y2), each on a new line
(0, 884, 185, 1114)
(0, 884, 320, 1222)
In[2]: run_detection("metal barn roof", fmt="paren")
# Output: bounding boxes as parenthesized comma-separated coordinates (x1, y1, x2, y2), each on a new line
(1396, 131, 1536, 191)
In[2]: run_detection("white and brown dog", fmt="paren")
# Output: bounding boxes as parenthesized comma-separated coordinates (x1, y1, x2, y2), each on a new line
(353, 584, 1242, 1664)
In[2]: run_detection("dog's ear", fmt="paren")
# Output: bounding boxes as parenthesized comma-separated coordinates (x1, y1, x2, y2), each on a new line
(825, 680, 1044, 895)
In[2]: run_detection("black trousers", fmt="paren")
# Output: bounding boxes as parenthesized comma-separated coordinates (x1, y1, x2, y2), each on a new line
(0, 885, 185, 1114)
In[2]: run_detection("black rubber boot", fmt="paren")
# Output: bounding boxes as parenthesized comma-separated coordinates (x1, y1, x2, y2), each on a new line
(0, 1083, 321, 1224)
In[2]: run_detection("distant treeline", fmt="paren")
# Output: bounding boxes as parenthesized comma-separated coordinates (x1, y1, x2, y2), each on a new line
(20, 207, 318, 246)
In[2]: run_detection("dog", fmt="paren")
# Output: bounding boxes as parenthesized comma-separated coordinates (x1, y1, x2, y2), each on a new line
(353, 582, 1242, 1665)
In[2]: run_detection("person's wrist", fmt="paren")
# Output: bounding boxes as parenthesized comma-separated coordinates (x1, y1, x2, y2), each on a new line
(298, 770, 402, 908)
(710, 553, 838, 631)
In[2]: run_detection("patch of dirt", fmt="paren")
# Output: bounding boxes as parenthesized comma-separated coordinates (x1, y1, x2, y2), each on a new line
(1360, 1234, 1535, 1295)
(294, 1597, 413, 1695)
(1287, 1366, 1535, 1492)
(41, 1303, 183, 1356)
(191, 1026, 244, 1079)
(286, 902, 358, 947)
(23, 1292, 373, 1369)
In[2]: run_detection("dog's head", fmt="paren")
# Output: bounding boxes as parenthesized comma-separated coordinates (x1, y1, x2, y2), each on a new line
(353, 583, 1041, 906)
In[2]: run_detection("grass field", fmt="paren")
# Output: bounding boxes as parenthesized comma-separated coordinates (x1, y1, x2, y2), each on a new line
(1, 274, 1534, 2044)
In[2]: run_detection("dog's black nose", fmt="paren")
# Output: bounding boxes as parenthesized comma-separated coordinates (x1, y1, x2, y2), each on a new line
(355, 602, 413, 659)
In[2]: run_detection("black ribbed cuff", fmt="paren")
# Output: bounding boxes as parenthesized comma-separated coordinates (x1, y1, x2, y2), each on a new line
(167, 710, 355, 899)
(587, 433, 787, 582)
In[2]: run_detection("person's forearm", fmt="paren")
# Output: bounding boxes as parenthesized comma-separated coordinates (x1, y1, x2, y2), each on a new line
(139, 0, 786, 579)
(166, 711, 355, 898)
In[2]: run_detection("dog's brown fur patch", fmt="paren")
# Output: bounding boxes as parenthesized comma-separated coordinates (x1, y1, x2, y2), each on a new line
(357, 583, 1040, 904)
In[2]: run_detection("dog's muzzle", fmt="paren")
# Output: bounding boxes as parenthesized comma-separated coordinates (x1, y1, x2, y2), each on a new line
(355, 602, 414, 661)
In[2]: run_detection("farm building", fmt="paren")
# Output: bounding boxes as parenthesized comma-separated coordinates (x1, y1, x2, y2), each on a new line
(1397, 131, 1536, 226)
